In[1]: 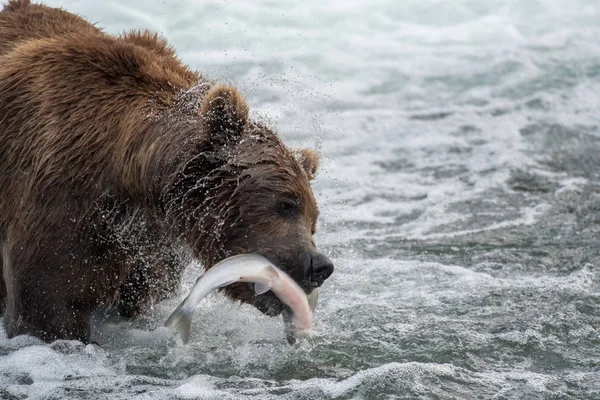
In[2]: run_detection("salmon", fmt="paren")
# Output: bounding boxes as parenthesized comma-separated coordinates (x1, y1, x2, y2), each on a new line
(165, 254, 318, 344)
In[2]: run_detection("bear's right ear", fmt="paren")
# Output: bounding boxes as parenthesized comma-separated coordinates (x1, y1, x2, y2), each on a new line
(295, 148, 320, 180)
(200, 85, 249, 145)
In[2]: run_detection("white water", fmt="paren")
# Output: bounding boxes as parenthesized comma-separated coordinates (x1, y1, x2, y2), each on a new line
(1, 0, 600, 399)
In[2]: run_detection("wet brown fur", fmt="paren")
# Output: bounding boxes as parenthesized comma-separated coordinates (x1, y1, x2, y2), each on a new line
(0, 0, 323, 342)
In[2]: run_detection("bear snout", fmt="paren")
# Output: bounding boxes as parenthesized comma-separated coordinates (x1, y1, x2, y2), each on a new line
(303, 252, 334, 289)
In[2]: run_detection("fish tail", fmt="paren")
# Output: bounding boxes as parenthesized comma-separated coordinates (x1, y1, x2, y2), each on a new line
(165, 302, 193, 344)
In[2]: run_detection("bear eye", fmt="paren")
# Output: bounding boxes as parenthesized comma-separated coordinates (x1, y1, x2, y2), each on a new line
(274, 198, 300, 217)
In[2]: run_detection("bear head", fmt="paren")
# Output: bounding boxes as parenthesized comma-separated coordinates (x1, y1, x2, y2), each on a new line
(167, 85, 334, 316)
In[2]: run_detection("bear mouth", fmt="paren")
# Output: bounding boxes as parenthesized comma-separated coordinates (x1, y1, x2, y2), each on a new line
(217, 250, 321, 317)
(250, 284, 317, 317)
(253, 290, 286, 316)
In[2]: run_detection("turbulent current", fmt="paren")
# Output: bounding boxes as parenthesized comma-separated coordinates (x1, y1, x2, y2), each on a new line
(1, 0, 600, 399)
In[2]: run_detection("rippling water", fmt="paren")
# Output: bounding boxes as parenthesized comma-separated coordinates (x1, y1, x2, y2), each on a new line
(2, 0, 600, 399)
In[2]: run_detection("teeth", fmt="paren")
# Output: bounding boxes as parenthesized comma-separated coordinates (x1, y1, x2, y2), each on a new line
(307, 288, 319, 312)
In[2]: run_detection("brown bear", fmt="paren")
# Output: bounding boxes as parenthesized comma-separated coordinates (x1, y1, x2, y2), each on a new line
(0, 0, 334, 343)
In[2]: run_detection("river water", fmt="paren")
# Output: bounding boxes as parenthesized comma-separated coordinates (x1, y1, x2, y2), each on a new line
(1, 0, 599, 399)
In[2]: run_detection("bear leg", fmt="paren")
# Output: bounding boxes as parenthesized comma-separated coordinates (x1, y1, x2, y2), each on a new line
(2, 227, 125, 343)
(3, 279, 93, 343)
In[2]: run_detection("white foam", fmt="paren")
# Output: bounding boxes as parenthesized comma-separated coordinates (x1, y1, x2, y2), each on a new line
(1, 344, 114, 379)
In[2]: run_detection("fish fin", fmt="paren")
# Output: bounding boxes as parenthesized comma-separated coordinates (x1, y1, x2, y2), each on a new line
(254, 282, 271, 295)
(165, 302, 193, 344)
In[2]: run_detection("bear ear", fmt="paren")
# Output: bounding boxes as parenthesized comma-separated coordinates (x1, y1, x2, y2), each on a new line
(200, 85, 249, 145)
(295, 148, 320, 180)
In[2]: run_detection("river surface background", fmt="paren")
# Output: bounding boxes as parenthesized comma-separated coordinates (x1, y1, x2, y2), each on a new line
(1, 0, 600, 399)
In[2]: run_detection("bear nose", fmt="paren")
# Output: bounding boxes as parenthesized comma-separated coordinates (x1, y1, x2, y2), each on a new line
(306, 253, 334, 287)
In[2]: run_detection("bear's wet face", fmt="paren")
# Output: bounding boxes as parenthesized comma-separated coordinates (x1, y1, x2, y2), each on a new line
(215, 149, 334, 315)
(194, 134, 333, 315)
(169, 85, 334, 316)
